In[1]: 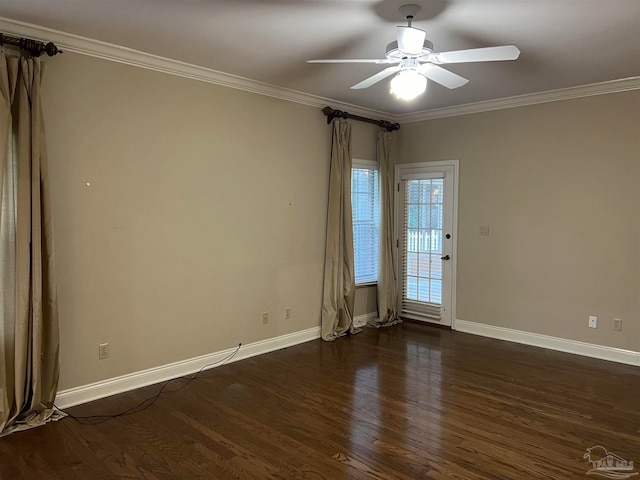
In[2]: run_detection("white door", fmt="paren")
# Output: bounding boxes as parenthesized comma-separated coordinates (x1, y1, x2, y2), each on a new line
(395, 161, 458, 327)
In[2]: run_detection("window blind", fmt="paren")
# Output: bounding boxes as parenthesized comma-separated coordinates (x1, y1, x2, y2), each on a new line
(399, 176, 445, 321)
(352, 166, 379, 284)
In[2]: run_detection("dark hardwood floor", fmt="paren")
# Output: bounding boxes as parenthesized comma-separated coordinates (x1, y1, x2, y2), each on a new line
(1, 322, 639, 479)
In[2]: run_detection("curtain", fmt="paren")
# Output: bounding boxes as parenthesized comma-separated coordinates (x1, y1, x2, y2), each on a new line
(321, 120, 357, 341)
(372, 130, 399, 327)
(0, 52, 62, 436)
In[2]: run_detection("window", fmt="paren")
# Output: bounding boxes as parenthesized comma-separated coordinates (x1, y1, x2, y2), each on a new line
(351, 160, 380, 285)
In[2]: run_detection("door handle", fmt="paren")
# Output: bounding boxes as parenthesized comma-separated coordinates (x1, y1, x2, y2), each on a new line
(441, 255, 451, 261)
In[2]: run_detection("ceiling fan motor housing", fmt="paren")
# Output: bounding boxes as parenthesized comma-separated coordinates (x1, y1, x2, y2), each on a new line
(386, 39, 434, 60)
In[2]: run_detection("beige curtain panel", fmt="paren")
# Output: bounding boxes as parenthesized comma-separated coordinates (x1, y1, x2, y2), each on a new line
(0, 53, 62, 436)
(374, 131, 399, 327)
(321, 120, 357, 341)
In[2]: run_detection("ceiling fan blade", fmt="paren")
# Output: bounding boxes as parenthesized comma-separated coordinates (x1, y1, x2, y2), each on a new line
(431, 45, 521, 64)
(418, 64, 469, 89)
(396, 26, 426, 56)
(308, 59, 394, 64)
(351, 66, 401, 90)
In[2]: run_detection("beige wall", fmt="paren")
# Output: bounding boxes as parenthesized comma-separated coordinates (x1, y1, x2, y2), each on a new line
(397, 91, 640, 351)
(42, 51, 637, 391)
(42, 53, 380, 390)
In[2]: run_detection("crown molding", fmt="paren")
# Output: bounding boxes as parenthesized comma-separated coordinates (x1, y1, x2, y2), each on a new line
(0, 17, 388, 121)
(395, 77, 640, 123)
(2, 17, 638, 124)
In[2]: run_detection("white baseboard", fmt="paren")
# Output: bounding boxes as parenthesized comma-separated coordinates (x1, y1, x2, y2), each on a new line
(55, 326, 321, 409)
(57, 320, 638, 409)
(455, 319, 640, 367)
(354, 312, 378, 328)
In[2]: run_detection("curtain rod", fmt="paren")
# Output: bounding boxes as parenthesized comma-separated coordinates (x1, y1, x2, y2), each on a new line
(0, 32, 62, 57)
(322, 106, 400, 132)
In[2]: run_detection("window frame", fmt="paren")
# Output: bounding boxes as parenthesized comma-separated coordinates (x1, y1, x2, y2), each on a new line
(351, 158, 380, 286)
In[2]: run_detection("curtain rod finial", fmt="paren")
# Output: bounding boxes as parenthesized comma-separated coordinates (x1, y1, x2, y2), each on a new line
(322, 106, 349, 124)
(44, 42, 62, 57)
(0, 32, 62, 57)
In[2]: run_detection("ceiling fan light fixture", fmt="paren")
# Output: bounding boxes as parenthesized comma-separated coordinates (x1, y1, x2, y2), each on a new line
(390, 70, 427, 100)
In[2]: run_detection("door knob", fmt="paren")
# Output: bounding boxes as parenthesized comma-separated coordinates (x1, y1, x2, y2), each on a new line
(441, 255, 451, 260)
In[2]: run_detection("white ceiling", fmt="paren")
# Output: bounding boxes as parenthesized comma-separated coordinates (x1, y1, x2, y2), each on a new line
(1, 0, 639, 115)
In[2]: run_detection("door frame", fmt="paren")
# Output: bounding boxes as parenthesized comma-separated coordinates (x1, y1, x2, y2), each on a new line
(394, 160, 459, 330)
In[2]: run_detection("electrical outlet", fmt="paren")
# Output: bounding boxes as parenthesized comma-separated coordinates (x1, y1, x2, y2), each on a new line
(262, 312, 269, 325)
(588, 316, 597, 328)
(285, 307, 291, 320)
(99, 343, 109, 360)
(613, 318, 622, 332)
(479, 225, 490, 236)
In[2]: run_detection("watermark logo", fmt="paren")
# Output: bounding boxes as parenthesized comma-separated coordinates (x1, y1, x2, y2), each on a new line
(584, 445, 638, 478)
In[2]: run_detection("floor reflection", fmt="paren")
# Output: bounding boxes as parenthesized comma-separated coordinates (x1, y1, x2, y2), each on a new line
(342, 323, 445, 475)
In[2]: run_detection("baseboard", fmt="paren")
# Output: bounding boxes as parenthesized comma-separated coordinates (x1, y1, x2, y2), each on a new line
(56, 320, 638, 409)
(354, 312, 378, 328)
(455, 319, 640, 367)
(55, 326, 321, 409)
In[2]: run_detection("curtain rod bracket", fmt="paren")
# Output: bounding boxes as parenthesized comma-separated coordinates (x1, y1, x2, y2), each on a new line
(322, 106, 400, 132)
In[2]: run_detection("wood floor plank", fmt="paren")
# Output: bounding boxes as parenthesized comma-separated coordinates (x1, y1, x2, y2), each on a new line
(1, 322, 639, 479)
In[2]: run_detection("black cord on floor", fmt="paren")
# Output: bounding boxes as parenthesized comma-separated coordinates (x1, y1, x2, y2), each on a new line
(54, 343, 242, 425)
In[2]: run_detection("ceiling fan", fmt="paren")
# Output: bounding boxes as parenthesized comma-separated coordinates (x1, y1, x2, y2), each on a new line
(308, 4, 521, 100)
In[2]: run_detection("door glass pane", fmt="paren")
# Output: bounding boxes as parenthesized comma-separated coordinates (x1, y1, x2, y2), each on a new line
(406, 276, 418, 300)
(419, 182, 431, 203)
(408, 181, 420, 203)
(403, 178, 445, 306)
(430, 254, 442, 280)
(419, 205, 430, 229)
(407, 252, 418, 276)
(418, 229, 430, 253)
(430, 181, 443, 203)
(431, 204, 443, 229)
(430, 280, 442, 304)
(407, 229, 419, 252)
(418, 253, 430, 277)
(408, 205, 419, 228)
(418, 278, 430, 302)
(431, 230, 442, 254)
